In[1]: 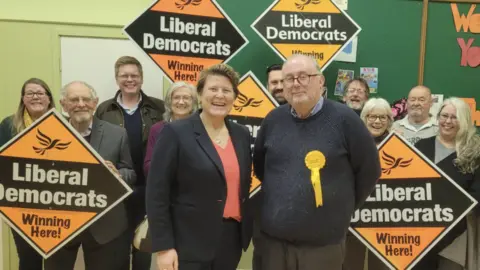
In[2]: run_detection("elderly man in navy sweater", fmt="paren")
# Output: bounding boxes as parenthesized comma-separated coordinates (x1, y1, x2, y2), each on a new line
(253, 54, 381, 270)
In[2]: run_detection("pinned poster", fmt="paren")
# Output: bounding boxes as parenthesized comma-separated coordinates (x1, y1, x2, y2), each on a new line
(228, 71, 279, 197)
(360, 67, 379, 93)
(252, 0, 361, 72)
(0, 109, 132, 258)
(430, 94, 444, 119)
(334, 69, 354, 96)
(350, 132, 477, 270)
(124, 0, 248, 84)
(335, 36, 358, 63)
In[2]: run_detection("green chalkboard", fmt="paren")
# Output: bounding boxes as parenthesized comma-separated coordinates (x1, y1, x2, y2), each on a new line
(218, 0, 478, 104)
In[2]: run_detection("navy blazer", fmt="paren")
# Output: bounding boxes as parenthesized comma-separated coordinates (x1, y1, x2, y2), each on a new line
(146, 112, 253, 261)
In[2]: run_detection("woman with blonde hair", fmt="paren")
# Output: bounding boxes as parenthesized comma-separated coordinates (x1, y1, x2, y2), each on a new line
(0, 77, 55, 270)
(414, 97, 480, 269)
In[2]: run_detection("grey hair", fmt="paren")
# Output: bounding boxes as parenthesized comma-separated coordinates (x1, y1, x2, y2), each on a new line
(285, 54, 323, 74)
(163, 81, 198, 121)
(360, 98, 394, 130)
(440, 97, 480, 174)
(60, 81, 98, 100)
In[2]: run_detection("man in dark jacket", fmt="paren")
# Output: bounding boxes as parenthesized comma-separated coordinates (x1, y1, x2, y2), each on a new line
(95, 56, 165, 270)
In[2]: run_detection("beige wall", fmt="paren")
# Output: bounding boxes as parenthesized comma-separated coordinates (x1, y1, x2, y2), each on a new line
(0, 1, 253, 269)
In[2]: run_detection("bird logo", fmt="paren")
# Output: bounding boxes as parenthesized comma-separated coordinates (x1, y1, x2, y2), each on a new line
(175, 0, 202, 10)
(295, 0, 321, 10)
(381, 151, 413, 175)
(233, 92, 263, 112)
(32, 129, 71, 155)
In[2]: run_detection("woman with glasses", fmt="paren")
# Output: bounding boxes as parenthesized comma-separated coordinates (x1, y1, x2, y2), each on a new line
(413, 98, 480, 270)
(360, 98, 394, 145)
(0, 78, 55, 270)
(343, 98, 393, 270)
(143, 81, 198, 177)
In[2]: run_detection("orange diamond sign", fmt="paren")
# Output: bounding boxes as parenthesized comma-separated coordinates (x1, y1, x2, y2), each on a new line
(252, 0, 361, 71)
(228, 72, 278, 197)
(124, 0, 248, 84)
(350, 133, 477, 269)
(0, 109, 132, 258)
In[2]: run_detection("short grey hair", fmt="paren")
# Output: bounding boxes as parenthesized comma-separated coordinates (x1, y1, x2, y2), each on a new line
(284, 54, 323, 74)
(360, 98, 394, 130)
(60, 81, 98, 100)
(163, 81, 198, 121)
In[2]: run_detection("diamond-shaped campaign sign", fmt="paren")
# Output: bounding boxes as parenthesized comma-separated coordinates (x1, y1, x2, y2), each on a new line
(0, 109, 132, 258)
(124, 0, 248, 84)
(350, 133, 477, 270)
(227, 71, 278, 197)
(252, 0, 361, 71)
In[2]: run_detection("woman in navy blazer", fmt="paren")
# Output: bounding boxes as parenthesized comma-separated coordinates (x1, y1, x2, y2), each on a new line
(146, 64, 253, 270)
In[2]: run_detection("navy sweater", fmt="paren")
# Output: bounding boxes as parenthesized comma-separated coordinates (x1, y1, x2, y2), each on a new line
(253, 99, 381, 245)
(124, 109, 145, 186)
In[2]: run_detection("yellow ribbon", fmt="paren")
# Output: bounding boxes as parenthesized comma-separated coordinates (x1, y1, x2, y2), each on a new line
(305, 150, 326, 207)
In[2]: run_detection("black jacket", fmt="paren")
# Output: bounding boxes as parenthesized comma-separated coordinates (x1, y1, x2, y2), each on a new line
(146, 112, 253, 261)
(94, 90, 165, 158)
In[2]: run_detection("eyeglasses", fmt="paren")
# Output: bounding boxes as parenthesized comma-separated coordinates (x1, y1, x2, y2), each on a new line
(24, 92, 47, 98)
(172, 95, 192, 102)
(67, 96, 93, 105)
(439, 113, 457, 122)
(347, 88, 366, 95)
(283, 74, 320, 87)
(117, 74, 141, 80)
(367, 115, 389, 122)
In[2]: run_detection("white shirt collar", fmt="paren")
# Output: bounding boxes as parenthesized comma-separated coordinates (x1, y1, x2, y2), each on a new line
(398, 115, 437, 132)
(117, 93, 142, 115)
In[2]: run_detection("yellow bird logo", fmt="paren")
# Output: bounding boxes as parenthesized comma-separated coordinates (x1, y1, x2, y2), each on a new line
(175, 0, 202, 10)
(295, 0, 321, 10)
(32, 129, 71, 155)
(233, 92, 263, 112)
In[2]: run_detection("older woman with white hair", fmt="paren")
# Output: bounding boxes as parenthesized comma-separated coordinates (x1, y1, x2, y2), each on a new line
(413, 97, 480, 270)
(360, 97, 394, 145)
(143, 81, 198, 176)
(344, 97, 393, 270)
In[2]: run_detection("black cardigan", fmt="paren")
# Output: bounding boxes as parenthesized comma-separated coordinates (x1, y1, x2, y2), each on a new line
(413, 136, 480, 269)
(415, 136, 480, 203)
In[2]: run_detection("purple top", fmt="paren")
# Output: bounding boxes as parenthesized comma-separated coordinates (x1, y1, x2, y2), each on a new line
(143, 120, 166, 177)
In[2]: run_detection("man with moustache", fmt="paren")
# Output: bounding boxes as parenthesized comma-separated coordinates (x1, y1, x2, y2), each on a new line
(342, 78, 370, 115)
(45, 81, 135, 270)
(392, 85, 438, 145)
(254, 55, 380, 270)
(266, 64, 286, 105)
(95, 56, 165, 270)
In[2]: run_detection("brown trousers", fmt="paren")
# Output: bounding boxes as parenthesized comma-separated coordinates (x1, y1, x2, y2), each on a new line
(261, 231, 346, 270)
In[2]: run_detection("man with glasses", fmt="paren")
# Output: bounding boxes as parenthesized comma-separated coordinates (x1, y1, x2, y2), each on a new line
(342, 78, 370, 115)
(95, 56, 165, 270)
(45, 81, 135, 270)
(392, 85, 438, 145)
(253, 54, 380, 270)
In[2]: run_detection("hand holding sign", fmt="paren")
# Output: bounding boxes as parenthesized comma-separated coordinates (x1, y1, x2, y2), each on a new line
(104, 160, 120, 178)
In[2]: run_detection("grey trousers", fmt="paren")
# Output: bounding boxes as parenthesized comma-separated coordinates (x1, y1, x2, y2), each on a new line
(261, 231, 346, 270)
